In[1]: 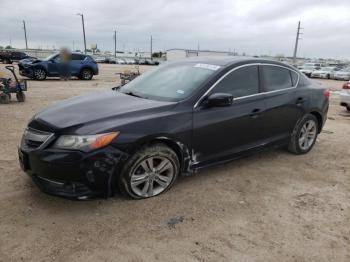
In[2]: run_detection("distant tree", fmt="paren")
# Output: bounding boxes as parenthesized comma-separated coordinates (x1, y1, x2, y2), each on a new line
(0, 46, 3, 49)
(5, 45, 12, 49)
(152, 52, 163, 58)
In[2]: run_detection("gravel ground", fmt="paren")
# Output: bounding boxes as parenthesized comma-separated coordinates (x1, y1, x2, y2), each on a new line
(0, 64, 349, 262)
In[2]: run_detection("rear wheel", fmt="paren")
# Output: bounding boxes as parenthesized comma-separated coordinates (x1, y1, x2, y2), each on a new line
(79, 68, 93, 80)
(118, 143, 180, 199)
(0, 93, 10, 104)
(288, 114, 318, 154)
(34, 68, 46, 80)
(16, 92, 26, 102)
(347, 106, 350, 112)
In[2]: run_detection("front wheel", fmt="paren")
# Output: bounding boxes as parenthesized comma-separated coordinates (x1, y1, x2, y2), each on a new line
(16, 92, 26, 102)
(34, 68, 47, 80)
(118, 143, 180, 199)
(287, 114, 319, 154)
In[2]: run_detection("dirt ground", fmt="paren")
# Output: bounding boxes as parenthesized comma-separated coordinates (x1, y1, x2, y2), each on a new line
(0, 63, 349, 262)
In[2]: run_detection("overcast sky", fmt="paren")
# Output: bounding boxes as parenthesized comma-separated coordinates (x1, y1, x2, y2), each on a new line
(1, 0, 349, 59)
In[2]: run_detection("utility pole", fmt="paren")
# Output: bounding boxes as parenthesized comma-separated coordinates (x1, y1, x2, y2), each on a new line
(77, 13, 87, 54)
(293, 21, 303, 65)
(197, 41, 200, 56)
(150, 35, 153, 60)
(23, 20, 28, 49)
(114, 30, 117, 58)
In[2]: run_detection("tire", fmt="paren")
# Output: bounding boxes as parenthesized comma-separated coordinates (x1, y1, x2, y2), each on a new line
(347, 106, 350, 112)
(287, 114, 319, 155)
(327, 74, 330, 79)
(79, 68, 93, 80)
(118, 143, 180, 199)
(16, 92, 26, 102)
(34, 68, 47, 80)
(0, 93, 10, 104)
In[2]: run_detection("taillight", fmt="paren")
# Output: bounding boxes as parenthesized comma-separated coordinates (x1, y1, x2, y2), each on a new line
(323, 89, 330, 98)
(343, 82, 350, 89)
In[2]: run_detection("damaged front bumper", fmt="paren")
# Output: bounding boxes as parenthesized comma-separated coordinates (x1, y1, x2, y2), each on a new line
(19, 146, 129, 199)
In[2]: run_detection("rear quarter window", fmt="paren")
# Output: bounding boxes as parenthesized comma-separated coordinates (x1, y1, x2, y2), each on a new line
(261, 65, 293, 91)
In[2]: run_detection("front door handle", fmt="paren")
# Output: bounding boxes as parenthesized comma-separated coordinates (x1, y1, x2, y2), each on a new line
(250, 108, 261, 118)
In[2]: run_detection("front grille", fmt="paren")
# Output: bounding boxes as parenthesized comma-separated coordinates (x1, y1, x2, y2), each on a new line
(21, 128, 54, 150)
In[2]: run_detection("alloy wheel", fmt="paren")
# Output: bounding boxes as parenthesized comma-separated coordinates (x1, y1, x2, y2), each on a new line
(130, 156, 175, 198)
(34, 69, 46, 80)
(298, 120, 317, 151)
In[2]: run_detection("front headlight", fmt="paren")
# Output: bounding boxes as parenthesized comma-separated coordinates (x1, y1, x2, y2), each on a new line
(53, 132, 119, 152)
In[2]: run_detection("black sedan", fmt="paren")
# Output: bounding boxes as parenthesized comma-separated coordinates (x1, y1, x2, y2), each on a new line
(18, 57, 329, 199)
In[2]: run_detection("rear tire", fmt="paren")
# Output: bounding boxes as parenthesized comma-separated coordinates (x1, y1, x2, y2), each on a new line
(287, 114, 318, 154)
(118, 143, 180, 199)
(16, 92, 26, 102)
(34, 68, 47, 80)
(79, 68, 93, 80)
(0, 93, 10, 104)
(347, 106, 350, 112)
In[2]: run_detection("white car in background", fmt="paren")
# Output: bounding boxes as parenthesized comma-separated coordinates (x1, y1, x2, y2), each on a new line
(311, 66, 339, 79)
(300, 66, 319, 77)
(340, 81, 350, 111)
(333, 68, 350, 81)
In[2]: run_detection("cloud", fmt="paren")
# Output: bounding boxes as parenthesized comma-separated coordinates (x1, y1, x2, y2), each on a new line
(0, 0, 349, 59)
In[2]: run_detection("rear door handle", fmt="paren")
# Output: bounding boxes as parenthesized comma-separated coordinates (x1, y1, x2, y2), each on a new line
(250, 108, 261, 118)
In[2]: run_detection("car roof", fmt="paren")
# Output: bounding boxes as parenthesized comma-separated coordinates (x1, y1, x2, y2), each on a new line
(169, 56, 295, 69)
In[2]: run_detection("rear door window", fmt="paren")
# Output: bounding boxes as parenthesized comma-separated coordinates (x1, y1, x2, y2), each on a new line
(213, 65, 259, 98)
(71, 54, 85, 61)
(261, 65, 293, 91)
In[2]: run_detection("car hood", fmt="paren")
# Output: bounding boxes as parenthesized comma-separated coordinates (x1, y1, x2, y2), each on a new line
(312, 70, 329, 74)
(31, 90, 176, 132)
(19, 58, 42, 65)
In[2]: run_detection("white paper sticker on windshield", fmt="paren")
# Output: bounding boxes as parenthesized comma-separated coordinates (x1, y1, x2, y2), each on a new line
(194, 63, 221, 71)
(177, 90, 185, 94)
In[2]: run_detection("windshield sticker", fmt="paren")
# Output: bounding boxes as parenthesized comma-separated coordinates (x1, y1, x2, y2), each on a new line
(194, 63, 221, 71)
(177, 90, 185, 94)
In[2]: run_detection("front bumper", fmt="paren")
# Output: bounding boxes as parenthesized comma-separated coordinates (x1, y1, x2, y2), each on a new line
(18, 65, 34, 78)
(19, 145, 128, 199)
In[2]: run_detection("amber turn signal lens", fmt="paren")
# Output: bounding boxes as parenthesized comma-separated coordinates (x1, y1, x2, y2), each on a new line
(90, 132, 119, 150)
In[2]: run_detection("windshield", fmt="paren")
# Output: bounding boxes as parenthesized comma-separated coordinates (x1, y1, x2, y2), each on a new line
(43, 53, 58, 61)
(302, 66, 315, 70)
(119, 63, 219, 102)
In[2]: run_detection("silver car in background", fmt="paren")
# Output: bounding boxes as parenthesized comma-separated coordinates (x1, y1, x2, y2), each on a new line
(300, 66, 318, 77)
(333, 68, 350, 80)
(311, 66, 339, 79)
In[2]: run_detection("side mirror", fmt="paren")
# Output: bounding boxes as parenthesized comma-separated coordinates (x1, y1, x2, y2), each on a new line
(112, 86, 121, 91)
(206, 93, 233, 107)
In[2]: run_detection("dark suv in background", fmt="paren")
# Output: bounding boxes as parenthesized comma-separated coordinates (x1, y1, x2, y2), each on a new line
(0, 50, 32, 64)
(18, 53, 99, 80)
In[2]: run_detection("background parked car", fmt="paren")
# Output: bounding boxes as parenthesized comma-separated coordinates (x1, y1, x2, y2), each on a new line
(0, 50, 33, 64)
(340, 81, 350, 111)
(333, 68, 350, 81)
(300, 66, 319, 77)
(18, 53, 99, 80)
(311, 66, 339, 79)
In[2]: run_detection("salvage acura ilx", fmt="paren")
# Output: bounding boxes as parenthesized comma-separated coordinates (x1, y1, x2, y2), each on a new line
(18, 57, 329, 199)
